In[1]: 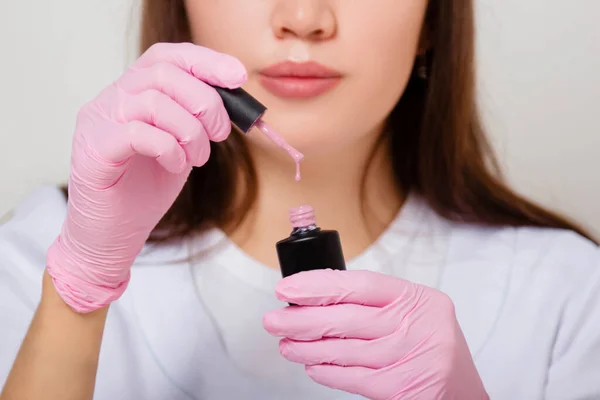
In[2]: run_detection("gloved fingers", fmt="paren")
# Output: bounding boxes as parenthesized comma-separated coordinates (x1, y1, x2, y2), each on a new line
(304, 364, 387, 400)
(279, 336, 402, 369)
(263, 303, 397, 340)
(91, 120, 188, 174)
(124, 120, 193, 173)
(133, 42, 247, 89)
(117, 62, 232, 142)
(275, 269, 418, 308)
(103, 90, 210, 171)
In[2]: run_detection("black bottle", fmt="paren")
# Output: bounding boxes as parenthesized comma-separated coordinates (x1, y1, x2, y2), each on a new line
(276, 206, 346, 303)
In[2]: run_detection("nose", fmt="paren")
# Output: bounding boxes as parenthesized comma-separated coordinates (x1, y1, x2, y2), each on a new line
(271, 0, 337, 41)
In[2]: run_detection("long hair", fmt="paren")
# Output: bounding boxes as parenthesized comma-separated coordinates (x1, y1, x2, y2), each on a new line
(133, 0, 594, 243)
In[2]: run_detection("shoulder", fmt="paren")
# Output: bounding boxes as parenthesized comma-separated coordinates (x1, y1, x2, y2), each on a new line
(447, 219, 599, 332)
(427, 208, 599, 354)
(408, 191, 599, 287)
(397, 194, 599, 293)
(448, 221, 598, 286)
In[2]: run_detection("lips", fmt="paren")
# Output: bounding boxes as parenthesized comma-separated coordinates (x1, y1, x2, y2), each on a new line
(259, 61, 343, 99)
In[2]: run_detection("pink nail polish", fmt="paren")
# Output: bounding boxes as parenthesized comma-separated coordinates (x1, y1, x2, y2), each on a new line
(211, 86, 303, 181)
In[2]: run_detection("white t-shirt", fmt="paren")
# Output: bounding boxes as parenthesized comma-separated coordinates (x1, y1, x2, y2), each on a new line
(1, 186, 599, 400)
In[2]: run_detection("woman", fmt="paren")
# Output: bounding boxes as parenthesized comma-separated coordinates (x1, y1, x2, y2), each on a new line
(1, 0, 599, 399)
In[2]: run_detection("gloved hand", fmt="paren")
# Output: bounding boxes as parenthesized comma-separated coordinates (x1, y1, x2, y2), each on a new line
(263, 269, 489, 400)
(46, 42, 247, 313)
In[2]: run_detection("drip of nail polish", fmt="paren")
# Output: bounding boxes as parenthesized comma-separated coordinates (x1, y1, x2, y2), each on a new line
(211, 86, 304, 181)
(255, 119, 304, 181)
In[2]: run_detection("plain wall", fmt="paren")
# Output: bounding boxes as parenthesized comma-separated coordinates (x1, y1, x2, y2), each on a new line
(1, 1, 599, 236)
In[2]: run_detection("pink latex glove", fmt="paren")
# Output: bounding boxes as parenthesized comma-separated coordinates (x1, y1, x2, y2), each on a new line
(263, 269, 489, 400)
(46, 43, 247, 313)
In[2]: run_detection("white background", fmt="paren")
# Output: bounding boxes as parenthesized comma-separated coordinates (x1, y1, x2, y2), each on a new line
(0, 0, 598, 236)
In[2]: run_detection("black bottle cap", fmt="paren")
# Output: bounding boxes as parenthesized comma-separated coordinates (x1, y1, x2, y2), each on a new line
(212, 86, 267, 134)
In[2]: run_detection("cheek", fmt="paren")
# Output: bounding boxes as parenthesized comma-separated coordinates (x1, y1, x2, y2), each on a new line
(185, 0, 267, 55)
(349, 36, 419, 135)
(332, 5, 426, 140)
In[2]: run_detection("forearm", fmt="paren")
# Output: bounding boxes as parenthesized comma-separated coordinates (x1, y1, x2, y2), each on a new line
(1, 271, 108, 400)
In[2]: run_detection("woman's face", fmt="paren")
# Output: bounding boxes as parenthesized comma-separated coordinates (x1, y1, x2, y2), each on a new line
(185, 0, 428, 155)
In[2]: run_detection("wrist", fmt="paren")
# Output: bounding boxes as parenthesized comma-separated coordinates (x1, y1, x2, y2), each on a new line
(41, 269, 111, 319)
(45, 235, 131, 313)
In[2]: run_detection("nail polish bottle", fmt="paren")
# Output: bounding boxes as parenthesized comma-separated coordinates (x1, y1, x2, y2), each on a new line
(276, 206, 346, 280)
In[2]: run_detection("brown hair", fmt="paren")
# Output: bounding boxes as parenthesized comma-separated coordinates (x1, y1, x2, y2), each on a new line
(131, 0, 594, 243)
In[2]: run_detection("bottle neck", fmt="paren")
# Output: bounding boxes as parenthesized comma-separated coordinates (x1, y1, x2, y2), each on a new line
(291, 224, 319, 236)
(289, 205, 316, 234)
